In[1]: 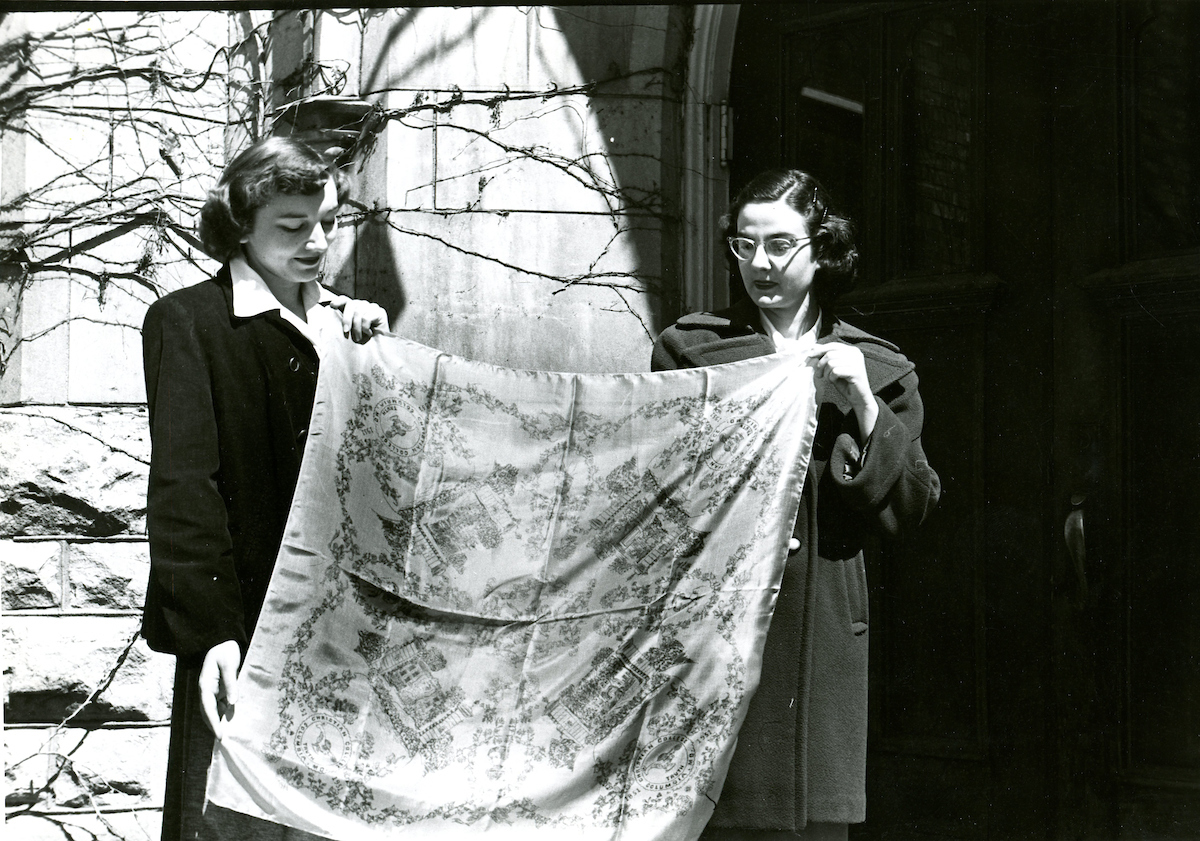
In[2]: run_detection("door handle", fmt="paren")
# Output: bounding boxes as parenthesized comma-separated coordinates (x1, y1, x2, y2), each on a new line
(1063, 493, 1087, 599)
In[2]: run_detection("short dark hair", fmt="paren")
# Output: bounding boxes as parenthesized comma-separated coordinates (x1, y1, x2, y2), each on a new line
(198, 136, 352, 262)
(721, 168, 858, 309)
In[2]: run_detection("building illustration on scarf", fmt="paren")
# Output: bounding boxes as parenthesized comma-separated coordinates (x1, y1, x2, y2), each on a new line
(546, 637, 690, 746)
(355, 632, 470, 764)
(587, 457, 707, 576)
(375, 465, 520, 576)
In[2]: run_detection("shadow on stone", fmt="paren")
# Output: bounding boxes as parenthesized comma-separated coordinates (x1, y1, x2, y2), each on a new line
(5, 691, 152, 725)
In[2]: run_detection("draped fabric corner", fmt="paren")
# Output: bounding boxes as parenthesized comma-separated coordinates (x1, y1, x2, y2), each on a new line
(206, 334, 819, 841)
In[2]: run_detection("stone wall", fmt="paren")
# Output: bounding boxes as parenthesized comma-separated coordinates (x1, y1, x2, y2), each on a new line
(3, 406, 172, 840)
(342, 5, 691, 373)
(3, 10, 227, 836)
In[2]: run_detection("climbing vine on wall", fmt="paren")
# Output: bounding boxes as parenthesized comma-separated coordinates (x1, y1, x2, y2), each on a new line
(0, 9, 344, 836)
(3, 7, 681, 837)
(0, 8, 354, 384)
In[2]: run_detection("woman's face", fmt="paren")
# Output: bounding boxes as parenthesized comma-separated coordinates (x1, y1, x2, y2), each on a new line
(241, 177, 339, 289)
(734, 198, 820, 319)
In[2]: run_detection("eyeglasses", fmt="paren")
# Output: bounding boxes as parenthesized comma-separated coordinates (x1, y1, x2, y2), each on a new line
(727, 235, 813, 261)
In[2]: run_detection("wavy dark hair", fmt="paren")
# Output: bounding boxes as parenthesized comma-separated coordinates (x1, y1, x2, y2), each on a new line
(721, 169, 858, 310)
(198, 136, 352, 262)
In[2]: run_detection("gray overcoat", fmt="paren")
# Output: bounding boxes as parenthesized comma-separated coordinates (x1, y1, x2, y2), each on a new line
(652, 298, 941, 832)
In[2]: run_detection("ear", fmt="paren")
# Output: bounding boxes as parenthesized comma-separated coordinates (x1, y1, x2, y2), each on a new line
(809, 242, 824, 271)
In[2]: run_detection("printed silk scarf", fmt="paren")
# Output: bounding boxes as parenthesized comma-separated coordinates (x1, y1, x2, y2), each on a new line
(206, 333, 819, 840)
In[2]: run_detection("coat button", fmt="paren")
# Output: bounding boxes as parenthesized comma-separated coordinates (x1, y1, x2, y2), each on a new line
(288, 356, 300, 372)
(297, 428, 307, 442)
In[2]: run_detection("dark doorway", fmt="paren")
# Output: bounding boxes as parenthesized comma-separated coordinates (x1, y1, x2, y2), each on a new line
(728, 3, 1200, 839)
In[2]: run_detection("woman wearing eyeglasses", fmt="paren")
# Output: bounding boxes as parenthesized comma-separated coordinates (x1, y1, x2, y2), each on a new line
(652, 169, 941, 841)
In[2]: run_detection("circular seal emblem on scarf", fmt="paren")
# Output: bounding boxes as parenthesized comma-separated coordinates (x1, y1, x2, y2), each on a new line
(295, 712, 352, 774)
(374, 397, 424, 456)
(705, 416, 760, 471)
(634, 735, 697, 791)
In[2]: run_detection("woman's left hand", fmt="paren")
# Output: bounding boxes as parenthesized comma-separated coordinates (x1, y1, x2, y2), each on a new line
(329, 296, 390, 343)
(804, 342, 878, 441)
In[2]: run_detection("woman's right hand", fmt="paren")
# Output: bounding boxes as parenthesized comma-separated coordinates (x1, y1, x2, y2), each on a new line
(328, 295, 390, 343)
(198, 639, 242, 739)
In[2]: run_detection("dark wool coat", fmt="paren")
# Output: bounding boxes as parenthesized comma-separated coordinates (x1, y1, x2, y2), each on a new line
(143, 267, 342, 841)
(652, 298, 940, 833)
(142, 266, 320, 664)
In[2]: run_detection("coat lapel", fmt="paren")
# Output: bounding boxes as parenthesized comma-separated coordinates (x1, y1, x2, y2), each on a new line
(681, 297, 775, 368)
(679, 333, 775, 368)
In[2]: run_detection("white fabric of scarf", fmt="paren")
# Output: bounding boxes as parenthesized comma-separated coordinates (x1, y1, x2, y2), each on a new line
(206, 333, 819, 841)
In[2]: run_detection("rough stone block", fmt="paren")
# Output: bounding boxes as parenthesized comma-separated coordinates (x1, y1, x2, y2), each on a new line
(432, 94, 613, 213)
(370, 7, 558, 91)
(4, 617, 173, 723)
(2, 269, 70, 404)
(316, 12, 362, 102)
(432, 93, 668, 215)
(5, 726, 56, 809)
(45, 726, 169, 810)
(67, 257, 155, 404)
(2, 540, 63, 609)
(383, 88, 437, 210)
(0, 407, 149, 537)
(68, 542, 149, 610)
(4, 807, 162, 841)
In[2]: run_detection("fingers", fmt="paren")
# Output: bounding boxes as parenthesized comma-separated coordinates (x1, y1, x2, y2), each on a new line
(801, 342, 851, 366)
(219, 654, 240, 709)
(340, 305, 365, 342)
(341, 303, 389, 343)
(198, 657, 222, 738)
(804, 343, 864, 382)
(199, 640, 241, 740)
(803, 342, 874, 411)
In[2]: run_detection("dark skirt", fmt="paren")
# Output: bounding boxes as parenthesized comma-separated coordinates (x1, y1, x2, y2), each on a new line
(161, 661, 323, 841)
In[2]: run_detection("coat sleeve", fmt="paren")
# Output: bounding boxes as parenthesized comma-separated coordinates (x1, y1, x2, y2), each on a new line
(826, 368, 941, 538)
(143, 295, 247, 659)
(650, 327, 685, 372)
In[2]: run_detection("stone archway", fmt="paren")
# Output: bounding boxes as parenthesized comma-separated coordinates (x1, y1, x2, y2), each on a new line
(681, 5, 740, 314)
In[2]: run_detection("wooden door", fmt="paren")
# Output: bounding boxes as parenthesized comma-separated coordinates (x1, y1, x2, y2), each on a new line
(728, 2, 1200, 838)
(1052, 2, 1200, 838)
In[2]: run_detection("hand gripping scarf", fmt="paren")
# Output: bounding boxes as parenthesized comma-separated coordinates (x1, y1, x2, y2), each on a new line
(206, 333, 819, 841)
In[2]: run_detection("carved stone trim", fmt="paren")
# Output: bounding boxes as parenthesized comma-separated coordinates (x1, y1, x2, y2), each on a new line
(681, 5, 741, 315)
(1079, 253, 1200, 317)
(837, 272, 1004, 320)
(271, 94, 378, 163)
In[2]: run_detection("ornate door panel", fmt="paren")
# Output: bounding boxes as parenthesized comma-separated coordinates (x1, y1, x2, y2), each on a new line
(1058, 3, 1200, 836)
(728, 2, 1200, 838)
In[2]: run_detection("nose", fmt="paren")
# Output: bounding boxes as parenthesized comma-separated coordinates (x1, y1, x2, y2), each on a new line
(748, 241, 771, 271)
(307, 224, 329, 252)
